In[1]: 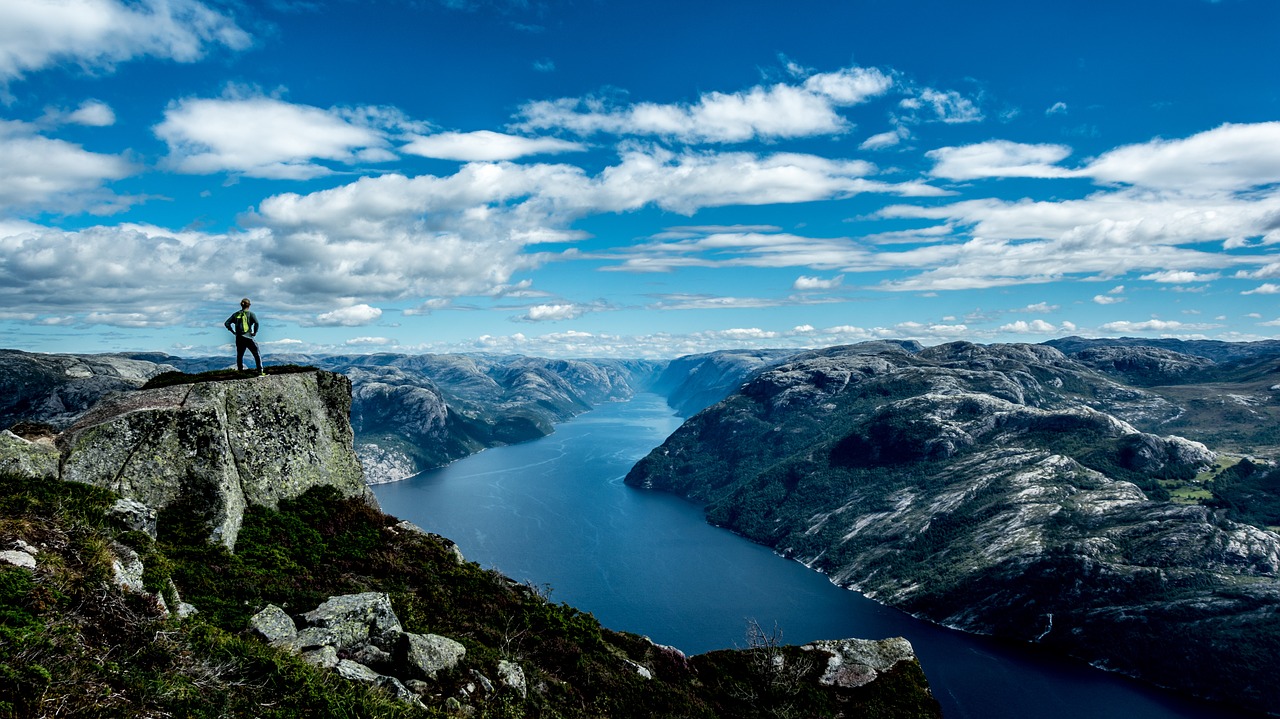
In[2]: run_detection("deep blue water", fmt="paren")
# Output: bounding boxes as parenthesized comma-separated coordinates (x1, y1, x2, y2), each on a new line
(372, 393, 1257, 719)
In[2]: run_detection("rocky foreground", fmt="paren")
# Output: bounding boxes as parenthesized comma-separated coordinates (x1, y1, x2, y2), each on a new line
(628, 341, 1280, 713)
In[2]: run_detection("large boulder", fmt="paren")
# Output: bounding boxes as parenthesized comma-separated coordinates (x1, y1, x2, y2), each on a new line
(0, 430, 59, 480)
(300, 592, 403, 650)
(57, 371, 375, 549)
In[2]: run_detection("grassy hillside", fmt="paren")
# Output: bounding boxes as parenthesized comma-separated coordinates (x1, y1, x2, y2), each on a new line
(0, 471, 939, 718)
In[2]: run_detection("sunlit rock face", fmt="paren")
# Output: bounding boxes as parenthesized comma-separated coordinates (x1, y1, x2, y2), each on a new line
(628, 340, 1280, 713)
(58, 370, 373, 549)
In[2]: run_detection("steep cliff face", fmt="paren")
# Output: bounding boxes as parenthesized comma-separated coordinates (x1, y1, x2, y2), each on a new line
(627, 341, 1280, 713)
(650, 348, 803, 416)
(51, 370, 373, 548)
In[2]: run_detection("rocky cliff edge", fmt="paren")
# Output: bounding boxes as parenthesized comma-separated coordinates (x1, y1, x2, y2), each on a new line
(2, 369, 374, 549)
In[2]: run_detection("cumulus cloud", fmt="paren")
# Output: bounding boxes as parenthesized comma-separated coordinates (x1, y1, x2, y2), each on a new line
(927, 140, 1074, 180)
(929, 122, 1280, 192)
(0, 0, 250, 83)
(1243, 283, 1280, 295)
(67, 100, 116, 126)
(0, 120, 134, 212)
(1084, 122, 1280, 192)
(1046, 102, 1068, 116)
(312, 304, 383, 326)
(0, 223, 243, 325)
(514, 65, 893, 143)
(1139, 270, 1220, 283)
(401, 130, 585, 161)
(155, 95, 398, 179)
(793, 274, 844, 291)
(514, 303, 588, 322)
(1093, 294, 1126, 305)
(998, 319, 1060, 333)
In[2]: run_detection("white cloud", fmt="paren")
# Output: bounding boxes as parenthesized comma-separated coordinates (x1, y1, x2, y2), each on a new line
(67, 99, 116, 126)
(900, 88, 983, 124)
(792, 274, 844, 291)
(311, 304, 383, 326)
(515, 303, 587, 322)
(1093, 294, 1126, 305)
(927, 140, 1074, 180)
(401, 131, 585, 162)
(1139, 270, 1220, 283)
(0, 120, 134, 212)
(1099, 319, 1218, 333)
(1018, 302, 1059, 313)
(515, 65, 893, 143)
(1243, 283, 1280, 295)
(345, 336, 398, 346)
(860, 126, 909, 150)
(1084, 122, 1280, 192)
(999, 319, 1060, 333)
(0, 0, 250, 83)
(1045, 102, 1068, 116)
(155, 95, 396, 179)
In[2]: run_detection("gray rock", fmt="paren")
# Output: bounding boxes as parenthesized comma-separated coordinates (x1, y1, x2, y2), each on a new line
(58, 371, 375, 549)
(109, 542, 145, 593)
(395, 632, 466, 680)
(405, 679, 432, 696)
(0, 430, 59, 480)
(301, 645, 339, 669)
(292, 626, 342, 651)
(376, 675, 426, 707)
(301, 592, 402, 651)
(11, 539, 36, 556)
(335, 659, 380, 684)
(497, 660, 527, 697)
(109, 498, 157, 539)
(801, 637, 917, 688)
(469, 669, 494, 695)
(0, 550, 35, 570)
(350, 643, 393, 672)
(248, 604, 297, 646)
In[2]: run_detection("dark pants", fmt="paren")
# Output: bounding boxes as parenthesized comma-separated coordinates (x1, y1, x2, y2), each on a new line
(235, 335, 262, 371)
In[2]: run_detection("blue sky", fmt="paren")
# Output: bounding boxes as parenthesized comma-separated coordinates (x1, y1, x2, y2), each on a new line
(2, 0, 1279, 358)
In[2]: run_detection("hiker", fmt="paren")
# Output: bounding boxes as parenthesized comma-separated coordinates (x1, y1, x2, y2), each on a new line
(224, 298, 264, 374)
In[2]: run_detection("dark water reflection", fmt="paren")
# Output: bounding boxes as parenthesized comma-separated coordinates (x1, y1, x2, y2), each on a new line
(373, 394, 1257, 719)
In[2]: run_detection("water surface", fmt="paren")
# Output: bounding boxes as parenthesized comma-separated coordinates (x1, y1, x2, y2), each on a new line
(373, 393, 1256, 719)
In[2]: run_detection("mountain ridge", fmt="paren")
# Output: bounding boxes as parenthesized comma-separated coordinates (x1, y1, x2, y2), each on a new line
(626, 340, 1280, 714)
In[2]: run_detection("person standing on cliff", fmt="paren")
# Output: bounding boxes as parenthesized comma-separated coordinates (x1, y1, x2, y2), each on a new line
(224, 298, 265, 375)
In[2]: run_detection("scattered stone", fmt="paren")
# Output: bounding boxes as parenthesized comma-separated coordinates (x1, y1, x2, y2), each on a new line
(293, 626, 342, 651)
(801, 637, 917, 689)
(109, 542, 145, 593)
(405, 679, 432, 696)
(301, 592, 402, 650)
(302, 646, 339, 670)
(109, 499, 158, 539)
(469, 669, 494, 695)
(248, 604, 297, 646)
(336, 659, 381, 684)
(395, 632, 466, 680)
(376, 675, 425, 707)
(350, 643, 393, 672)
(622, 658, 651, 680)
(12, 539, 37, 556)
(497, 660, 527, 697)
(0, 550, 35, 570)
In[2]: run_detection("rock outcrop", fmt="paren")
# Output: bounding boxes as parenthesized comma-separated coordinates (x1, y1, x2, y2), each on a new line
(55, 370, 374, 548)
(250, 592, 474, 710)
(627, 341, 1280, 713)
